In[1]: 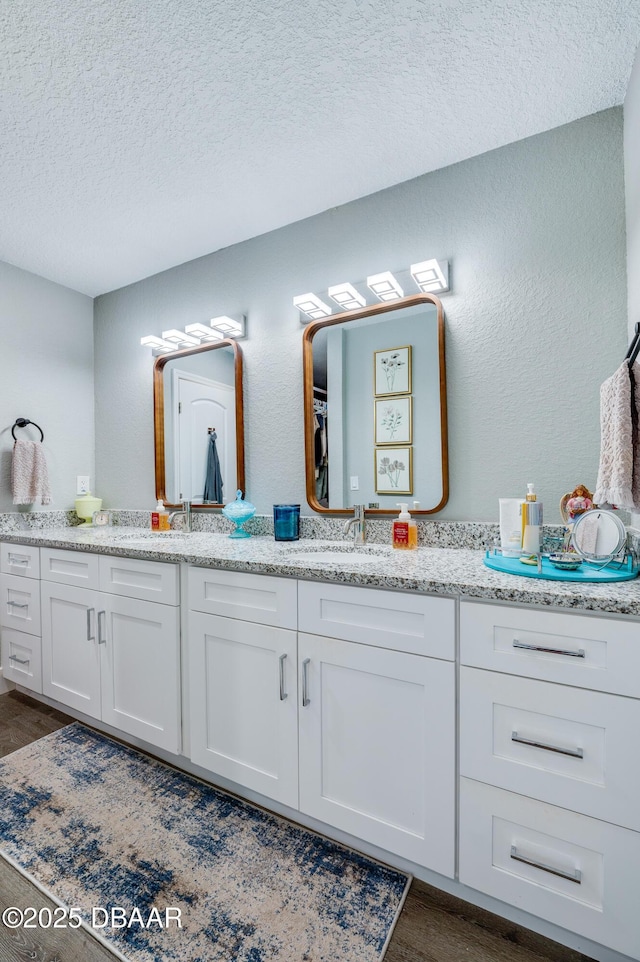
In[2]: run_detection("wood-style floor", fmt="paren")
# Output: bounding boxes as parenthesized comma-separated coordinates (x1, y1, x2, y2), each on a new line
(0, 691, 594, 962)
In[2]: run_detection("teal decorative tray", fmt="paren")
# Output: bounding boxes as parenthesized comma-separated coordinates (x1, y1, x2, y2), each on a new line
(484, 550, 639, 583)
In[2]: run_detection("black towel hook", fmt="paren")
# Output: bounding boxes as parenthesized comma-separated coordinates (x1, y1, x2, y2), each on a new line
(626, 322, 640, 368)
(11, 418, 44, 442)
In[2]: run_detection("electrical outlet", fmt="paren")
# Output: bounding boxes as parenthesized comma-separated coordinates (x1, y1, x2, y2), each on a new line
(76, 476, 90, 495)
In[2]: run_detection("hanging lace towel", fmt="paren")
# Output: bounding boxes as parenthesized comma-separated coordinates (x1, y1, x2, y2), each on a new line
(593, 362, 640, 510)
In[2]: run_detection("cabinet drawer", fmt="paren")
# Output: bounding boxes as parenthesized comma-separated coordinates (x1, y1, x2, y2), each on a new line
(0, 574, 41, 635)
(188, 567, 297, 629)
(460, 601, 640, 696)
(459, 778, 640, 959)
(2, 627, 42, 693)
(460, 667, 640, 830)
(99, 556, 179, 606)
(298, 581, 455, 659)
(40, 547, 99, 589)
(1, 543, 40, 579)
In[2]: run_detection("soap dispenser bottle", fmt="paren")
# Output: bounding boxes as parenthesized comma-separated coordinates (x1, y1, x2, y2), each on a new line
(521, 483, 543, 553)
(151, 499, 171, 532)
(392, 503, 418, 550)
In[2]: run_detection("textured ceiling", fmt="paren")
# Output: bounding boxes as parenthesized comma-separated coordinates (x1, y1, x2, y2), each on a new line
(2, 0, 640, 296)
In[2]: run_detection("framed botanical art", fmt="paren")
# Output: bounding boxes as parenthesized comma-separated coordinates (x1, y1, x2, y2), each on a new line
(374, 396, 412, 445)
(374, 345, 412, 397)
(375, 446, 413, 494)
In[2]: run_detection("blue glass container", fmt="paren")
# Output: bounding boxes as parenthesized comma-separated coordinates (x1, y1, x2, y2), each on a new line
(222, 490, 256, 539)
(273, 504, 300, 541)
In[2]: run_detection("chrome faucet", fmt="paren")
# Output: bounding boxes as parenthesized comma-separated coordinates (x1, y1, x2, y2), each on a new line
(343, 504, 366, 545)
(169, 500, 192, 532)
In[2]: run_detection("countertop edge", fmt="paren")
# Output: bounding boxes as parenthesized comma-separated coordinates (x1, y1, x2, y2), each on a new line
(2, 529, 639, 619)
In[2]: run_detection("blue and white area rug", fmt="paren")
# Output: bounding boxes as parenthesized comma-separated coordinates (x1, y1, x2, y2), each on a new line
(0, 724, 410, 961)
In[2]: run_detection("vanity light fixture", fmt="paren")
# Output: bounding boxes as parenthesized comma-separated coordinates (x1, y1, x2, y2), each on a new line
(295, 258, 451, 323)
(140, 335, 174, 354)
(328, 283, 366, 311)
(293, 293, 333, 320)
(209, 314, 246, 339)
(410, 259, 450, 294)
(162, 329, 201, 347)
(366, 271, 404, 302)
(141, 314, 247, 355)
(185, 322, 224, 342)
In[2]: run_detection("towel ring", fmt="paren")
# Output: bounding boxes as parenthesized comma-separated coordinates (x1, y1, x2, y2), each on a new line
(12, 418, 44, 442)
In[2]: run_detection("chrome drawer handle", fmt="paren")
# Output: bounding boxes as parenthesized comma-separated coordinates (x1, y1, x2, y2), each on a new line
(279, 653, 288, 701)
(97, 610, 106, 645)
(9, 655, 29, 665)
(86, 607, 95, 641)
(510, 845, 581, 884)
(512, 731, 584, 759)
(7, 601, 28, 609)
(302, 658, 311, 707)
(8, 556, 29, 565)
(513, 639, 585, 659)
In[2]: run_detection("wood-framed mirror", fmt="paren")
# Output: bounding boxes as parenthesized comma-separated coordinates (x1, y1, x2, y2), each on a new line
(303, 293, 448, 514)
(153, 339, 245, 509)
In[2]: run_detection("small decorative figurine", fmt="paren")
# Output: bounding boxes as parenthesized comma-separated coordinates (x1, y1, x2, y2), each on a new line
(560, 484, 594, 522)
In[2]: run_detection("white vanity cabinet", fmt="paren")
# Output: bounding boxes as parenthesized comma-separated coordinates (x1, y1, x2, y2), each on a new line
(459, 601, 640, 960)
(0, 543, 42, 692)
(40, 548, 181, 753)
(6, 532, 640, 961)
(188, 568, 299, 807)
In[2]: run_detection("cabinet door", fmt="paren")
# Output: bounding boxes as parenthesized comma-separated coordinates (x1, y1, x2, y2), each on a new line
(99, 595, 181, 754)
(298, 632, 455, 876)
(189, 611, 298, 807)
(41, 581, 100, 717)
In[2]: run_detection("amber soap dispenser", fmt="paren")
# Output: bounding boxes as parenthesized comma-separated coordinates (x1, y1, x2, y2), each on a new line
(392, 503, 418, 550)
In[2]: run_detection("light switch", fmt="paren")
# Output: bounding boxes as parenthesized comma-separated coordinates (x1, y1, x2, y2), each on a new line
(350, 476, 359, 490)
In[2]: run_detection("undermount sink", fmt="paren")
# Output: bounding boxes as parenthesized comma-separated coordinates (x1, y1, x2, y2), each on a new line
(108, 529, 193, 540)
(285, 544, 389, 565)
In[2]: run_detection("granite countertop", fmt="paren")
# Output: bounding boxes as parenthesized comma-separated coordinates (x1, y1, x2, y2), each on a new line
(2, 525, 640, 617)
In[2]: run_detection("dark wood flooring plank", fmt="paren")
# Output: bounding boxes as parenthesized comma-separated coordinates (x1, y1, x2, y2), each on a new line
(385, 879, 593, 962)
(0, 691, 72, 758)
(0, 854, 117, 962)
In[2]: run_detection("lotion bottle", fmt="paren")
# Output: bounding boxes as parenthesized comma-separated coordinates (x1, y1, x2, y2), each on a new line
(151, 499, 171, 531)
(392, 503, 418, 550)
(521, 483, 543, 553)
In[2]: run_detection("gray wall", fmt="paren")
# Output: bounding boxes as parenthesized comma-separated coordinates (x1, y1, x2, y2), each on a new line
(624, 44, 640, 529)
(0, 261, 94, 512)
(625, 47, 640, 339)
(94, 108, 627, 522)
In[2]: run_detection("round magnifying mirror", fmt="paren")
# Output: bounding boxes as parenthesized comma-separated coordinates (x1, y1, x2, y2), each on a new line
(570, 509, 626, 563)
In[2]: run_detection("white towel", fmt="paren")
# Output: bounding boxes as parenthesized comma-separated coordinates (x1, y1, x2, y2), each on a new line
(593, 361, 640, 510)
(11, 439, 52, 505)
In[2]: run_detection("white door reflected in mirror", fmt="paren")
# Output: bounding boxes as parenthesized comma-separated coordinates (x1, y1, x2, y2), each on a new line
(170, 369, 236, 504)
